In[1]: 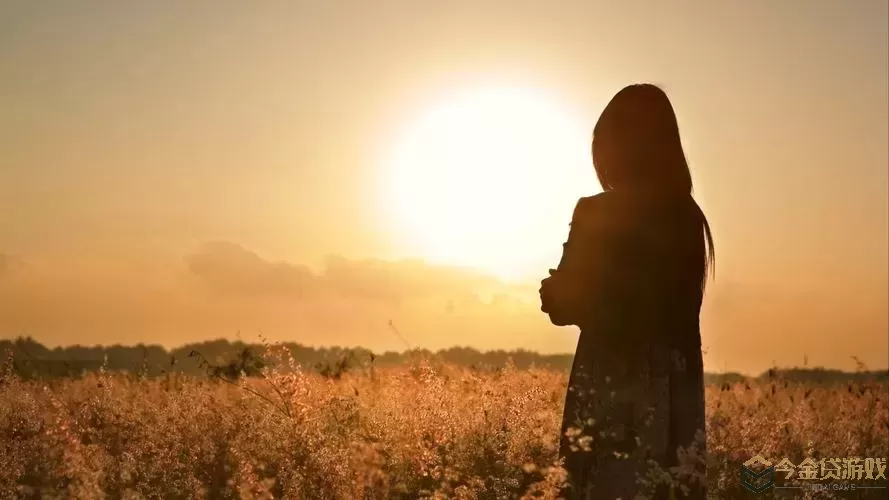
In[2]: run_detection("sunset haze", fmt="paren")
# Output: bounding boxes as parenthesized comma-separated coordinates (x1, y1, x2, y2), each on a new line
(1, 0, 887, 375)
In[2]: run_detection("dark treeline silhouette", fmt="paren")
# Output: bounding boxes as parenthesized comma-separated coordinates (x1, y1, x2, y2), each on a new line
(1, 336, 578, 380)
(1, 336, 885, 385)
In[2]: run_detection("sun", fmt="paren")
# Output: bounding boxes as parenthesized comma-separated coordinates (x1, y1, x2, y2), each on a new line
(382, 85, 599, 281)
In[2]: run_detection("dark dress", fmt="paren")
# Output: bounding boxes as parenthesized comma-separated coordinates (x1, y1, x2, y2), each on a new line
(540, 191, 708, 499)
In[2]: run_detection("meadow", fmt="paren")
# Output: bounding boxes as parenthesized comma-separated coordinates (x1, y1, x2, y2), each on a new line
(0, 346, 887, 500)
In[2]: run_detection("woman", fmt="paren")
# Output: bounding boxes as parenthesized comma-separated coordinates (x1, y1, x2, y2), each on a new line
(539, 84, 714, 499)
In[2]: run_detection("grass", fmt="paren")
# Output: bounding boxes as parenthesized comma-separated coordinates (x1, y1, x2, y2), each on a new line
(0, 346, 887, 499)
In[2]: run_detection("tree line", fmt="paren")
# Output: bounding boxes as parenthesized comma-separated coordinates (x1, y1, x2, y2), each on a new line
(1, 336, 885, 385)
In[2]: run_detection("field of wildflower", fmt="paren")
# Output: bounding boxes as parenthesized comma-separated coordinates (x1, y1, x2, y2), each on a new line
(1, 347, 887, 499)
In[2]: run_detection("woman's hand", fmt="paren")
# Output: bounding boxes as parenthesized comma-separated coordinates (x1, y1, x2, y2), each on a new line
(540, 269, 573, 326)
(539, 279, 550, 313)
(539, 269, 555, 311)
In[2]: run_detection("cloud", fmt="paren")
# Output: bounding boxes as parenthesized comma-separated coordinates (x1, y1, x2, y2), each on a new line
(0, 242, 556, 353)
(319, 254, 504, 304)
(0, 243, 885, 374)
(184, 242, 508, 304)
(186, 242, 315, 298)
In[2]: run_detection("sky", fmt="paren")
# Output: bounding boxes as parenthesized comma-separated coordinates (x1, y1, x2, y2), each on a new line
(1, 0, 887, 374)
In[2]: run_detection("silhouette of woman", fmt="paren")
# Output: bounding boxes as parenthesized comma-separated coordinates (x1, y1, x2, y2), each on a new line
(539, 84, 713, 499)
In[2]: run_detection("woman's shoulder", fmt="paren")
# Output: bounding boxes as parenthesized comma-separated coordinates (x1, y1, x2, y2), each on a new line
(572, 192, 624, 221)
(569, 193, 631, 236)
(573, 191, 696, 232)
(577, 191, 701, 219)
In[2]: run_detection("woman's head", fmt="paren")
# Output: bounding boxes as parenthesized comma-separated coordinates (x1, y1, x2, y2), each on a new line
(592, 84, 691, 193)
(592, 83, 715, 286)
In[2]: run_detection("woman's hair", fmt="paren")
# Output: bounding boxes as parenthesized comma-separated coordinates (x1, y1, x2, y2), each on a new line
(592, 83, 715, 286)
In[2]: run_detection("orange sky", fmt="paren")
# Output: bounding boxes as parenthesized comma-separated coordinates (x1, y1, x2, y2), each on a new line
(1, 1, 887, 374)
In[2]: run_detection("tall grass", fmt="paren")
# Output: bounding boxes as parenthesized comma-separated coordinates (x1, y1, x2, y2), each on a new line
(0, 348, 886, 499)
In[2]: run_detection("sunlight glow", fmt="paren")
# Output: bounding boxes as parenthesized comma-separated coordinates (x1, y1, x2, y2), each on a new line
(383, 85, 599, 281)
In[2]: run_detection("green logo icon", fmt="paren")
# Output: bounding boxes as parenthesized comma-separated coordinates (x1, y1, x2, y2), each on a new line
(741, 455, 775, 493)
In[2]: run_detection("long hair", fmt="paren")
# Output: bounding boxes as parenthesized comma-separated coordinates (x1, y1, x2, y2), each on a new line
(592, 83, 715, 286)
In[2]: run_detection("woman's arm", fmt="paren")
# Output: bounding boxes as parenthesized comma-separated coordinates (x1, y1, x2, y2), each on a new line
(540, 193, 640, 328)
(540, 196, 607, 327)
